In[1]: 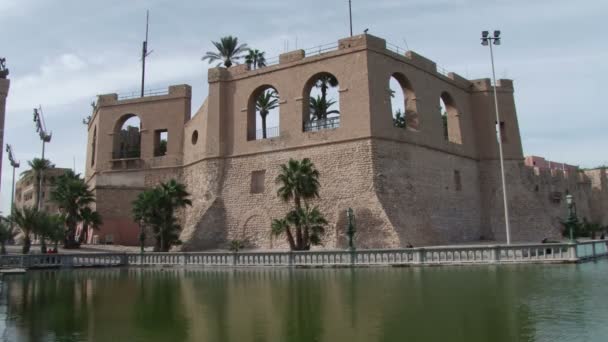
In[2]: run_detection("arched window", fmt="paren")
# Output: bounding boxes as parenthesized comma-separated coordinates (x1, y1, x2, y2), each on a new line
(439, 92, 462, 144)
(248, 85, 280, 140)
(389, 73, 419, 130)
(91, 126, 97, 166)
(113, 114, 141, 159)
(303, 72, 340, 132)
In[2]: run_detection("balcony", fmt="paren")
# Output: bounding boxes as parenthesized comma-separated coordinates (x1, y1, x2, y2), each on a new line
(254, 126, 280, 140)
(304, 117, 340, 132)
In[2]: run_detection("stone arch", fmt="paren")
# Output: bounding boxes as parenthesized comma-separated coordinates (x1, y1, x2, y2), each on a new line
(302, 72, 341, 132)
(440, 92, 462, 144)
(112, 114, 142, 159)
(238, 210, 272, 249)
(389, 72, 419, 130)
(247, 84, 280, 141)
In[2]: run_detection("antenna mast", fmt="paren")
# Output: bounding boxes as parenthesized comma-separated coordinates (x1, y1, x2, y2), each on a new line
(140, 10, 153, 97)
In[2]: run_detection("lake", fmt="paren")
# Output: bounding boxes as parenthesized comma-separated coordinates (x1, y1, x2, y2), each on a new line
(1, 261, 607, 342)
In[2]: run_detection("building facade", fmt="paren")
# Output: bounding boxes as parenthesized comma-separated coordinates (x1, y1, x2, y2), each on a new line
(84, 34, 608, 249)
(15, 167, 71, 213)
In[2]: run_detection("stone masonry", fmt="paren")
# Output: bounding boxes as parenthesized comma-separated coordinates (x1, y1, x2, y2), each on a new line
(84, 34, 608, 249)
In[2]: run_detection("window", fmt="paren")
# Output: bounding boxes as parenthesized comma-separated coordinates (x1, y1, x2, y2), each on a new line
(498, 121, 507, 143)
(440, 92, 462, 144)
(453, 170, 462, 191)
(303, 72, 340, 132)
(248, 86, 280, 140)
(154, 129, 168, 156)
(250, 170, 266, 194)
(191, 130, 199, 145)
(91, 126, 97, 166)
(389, 73, 419, 130)
(113, 115, 141, 159)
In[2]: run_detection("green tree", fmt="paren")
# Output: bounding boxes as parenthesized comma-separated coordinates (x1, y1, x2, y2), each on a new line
(36, 211, 66, 251)
(50, 170, 95, 248)
(202, 36, 248, 68)
(245, 49, 266, 69)
(309, 96, 340, 121)
(273, 158, 327, 250)
(256, 89, 279, 139)
(132, 180, 192, 252)
(9, 206, 39, 254)
(20, 158, 52, 210)
(79, 207, 103, 244)
(393, 110, 407, 128)
(0, 216, 17, 255)
(314, 74, 339, 104)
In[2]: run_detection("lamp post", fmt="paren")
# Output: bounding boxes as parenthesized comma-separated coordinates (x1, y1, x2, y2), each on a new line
(481, 30, 511, 245)
(5, 144, 19, 227)
(33, 107, 52, 211)
(348, 0, 353, 37)
(566, 194, 577, 242)
(346, 207, 356, 250)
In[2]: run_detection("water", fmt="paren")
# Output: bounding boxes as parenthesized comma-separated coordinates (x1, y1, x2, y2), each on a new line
(1, 261, 608, 342)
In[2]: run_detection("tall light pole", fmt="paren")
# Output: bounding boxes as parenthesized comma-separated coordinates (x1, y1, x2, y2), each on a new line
(481, 30, 511, 244)
(5, 144, 19, 229)
(33, 106, 52, 211)
(348, 0, 353, 36)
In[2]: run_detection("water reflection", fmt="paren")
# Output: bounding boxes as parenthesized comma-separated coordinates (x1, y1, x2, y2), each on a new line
(1, 262, 608, 342)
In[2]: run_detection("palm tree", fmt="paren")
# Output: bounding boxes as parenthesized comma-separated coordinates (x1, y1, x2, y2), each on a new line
(309, 96, 340, 121)
(9, 206, 39, 254)
(132, 180, 191, 252)
(393, 109, 406, 128)
(287, 205, 328, 249)
(255, 89, 279, 139)
(79, 207, 102, 244)
(314, 74, 339, 104)
(50, 170, 95, 248)
(21, 158, 52, 210)
(0, 216, 17, 255)
(35, 211, 65, 252)
(274, 158, 323, 250)
(202, 36, 248, 68)
(245, 49, 266, 69)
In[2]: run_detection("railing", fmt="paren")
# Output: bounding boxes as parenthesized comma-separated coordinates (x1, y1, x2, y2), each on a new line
(2, 241, 607, 270)
(118, 88, 169, 100)
(254, 126, 280, 140)
(112, 149, 141, 160)
(304, 117, 340, 132)
(304, 42, 339, 59)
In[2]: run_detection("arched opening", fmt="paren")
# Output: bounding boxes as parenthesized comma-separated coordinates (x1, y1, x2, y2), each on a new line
(90, 126, 97, 166)
(303, 72, 340, 132)
(439, 92, 462, 144)
(389, 73, 419, 130)
(248, 85, 280, 140)
(113, 114, 141, 159)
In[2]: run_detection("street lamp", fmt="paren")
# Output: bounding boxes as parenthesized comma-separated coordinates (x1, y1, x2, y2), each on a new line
(481, 30, 511, 245)
(566, 194, 577, 242)
(346, 207, 356, 250)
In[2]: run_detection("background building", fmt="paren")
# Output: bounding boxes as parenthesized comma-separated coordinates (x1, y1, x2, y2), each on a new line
(14, 166, 71, 213)
(84, 34, 608, 249)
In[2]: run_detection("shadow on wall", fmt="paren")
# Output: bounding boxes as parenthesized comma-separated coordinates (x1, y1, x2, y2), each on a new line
(180, 198, 227, 251)
(335, 207, 393, 249)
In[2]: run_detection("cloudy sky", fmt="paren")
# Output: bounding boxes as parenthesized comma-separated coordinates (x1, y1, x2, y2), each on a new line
(1, 0, 607, 212)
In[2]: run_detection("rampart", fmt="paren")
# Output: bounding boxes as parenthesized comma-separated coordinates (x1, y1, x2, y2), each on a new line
(84, 34, 608, 249)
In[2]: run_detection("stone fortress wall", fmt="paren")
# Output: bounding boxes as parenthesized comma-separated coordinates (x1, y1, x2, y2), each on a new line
(84, 34, 608, 249)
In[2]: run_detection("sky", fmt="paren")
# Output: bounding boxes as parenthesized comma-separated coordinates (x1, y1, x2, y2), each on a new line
(1, 0, 607, 212)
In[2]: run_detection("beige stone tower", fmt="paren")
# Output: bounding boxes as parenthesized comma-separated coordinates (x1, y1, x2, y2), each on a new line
(85, 34, 607, 248)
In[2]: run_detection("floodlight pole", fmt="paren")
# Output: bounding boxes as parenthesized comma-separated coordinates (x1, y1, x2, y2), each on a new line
(33, 107, 52, 211)
(6, 144, 19, 231)
(348, 0, 353, 36)
(482, 30, 511, 245)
